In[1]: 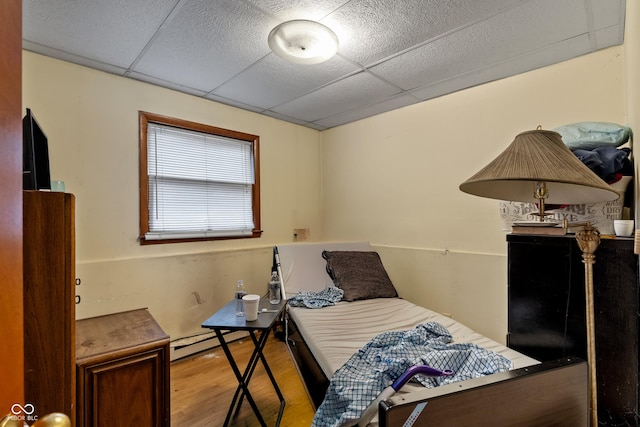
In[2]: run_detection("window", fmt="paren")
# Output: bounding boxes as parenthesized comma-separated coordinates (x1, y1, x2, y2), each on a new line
(139, 111, 261, 244)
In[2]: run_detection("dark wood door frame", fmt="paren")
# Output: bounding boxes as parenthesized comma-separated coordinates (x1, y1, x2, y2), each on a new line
(0, 0, 24, 414)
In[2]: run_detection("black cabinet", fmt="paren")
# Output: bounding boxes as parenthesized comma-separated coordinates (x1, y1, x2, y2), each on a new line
(507, 234, 639, 426)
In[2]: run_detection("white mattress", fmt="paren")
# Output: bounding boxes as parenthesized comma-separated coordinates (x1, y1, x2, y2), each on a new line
(287, 297, 539, 380)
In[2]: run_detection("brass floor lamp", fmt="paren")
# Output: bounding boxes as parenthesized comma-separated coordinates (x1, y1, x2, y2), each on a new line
(460, 129, 620, 426)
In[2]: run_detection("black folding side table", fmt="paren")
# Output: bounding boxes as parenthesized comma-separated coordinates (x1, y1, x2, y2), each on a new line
(202, 297, 286, 427)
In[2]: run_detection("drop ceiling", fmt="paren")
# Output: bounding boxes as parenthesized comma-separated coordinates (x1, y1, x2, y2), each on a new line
(22, 0, 626, 130)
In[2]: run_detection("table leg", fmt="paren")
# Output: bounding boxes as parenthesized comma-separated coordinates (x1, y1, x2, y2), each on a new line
(232, 330, 270, 416)
(249, 329, 286, 425)
(214, 329, 267, 427)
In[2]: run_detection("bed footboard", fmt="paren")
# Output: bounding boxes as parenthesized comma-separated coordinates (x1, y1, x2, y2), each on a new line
(379, 356, 588, 427)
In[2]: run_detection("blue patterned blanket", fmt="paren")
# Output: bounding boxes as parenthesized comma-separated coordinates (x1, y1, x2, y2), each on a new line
(288, 287, 344, 308)
(312, 322, 512, 427)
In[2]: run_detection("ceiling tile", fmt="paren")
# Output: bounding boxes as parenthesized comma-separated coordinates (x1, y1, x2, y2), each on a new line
(589, 0, 626, 30)
(409, 33, 593, 101)
(132, 0, 279, 91)
(594, 26, 625, 50)
(22, 0, 178, 67)
(270, 71, 402, 122)
(246, 0, 348, 22)
(261, 109, 327, 129)
(589, 0, 626, 49)
(321, 0, 524, 66)
(22, 41, 130, 77)
(312, 92, 419, 128)
(204, 92, 266, 113)
(212, 53, 359, 109)
(371, 0, 593, 91)
(127, 71, 209, 97)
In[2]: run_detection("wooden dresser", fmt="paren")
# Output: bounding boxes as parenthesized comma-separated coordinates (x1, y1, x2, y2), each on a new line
(23, 191, 76, 425)
(75, 308, 170, 427)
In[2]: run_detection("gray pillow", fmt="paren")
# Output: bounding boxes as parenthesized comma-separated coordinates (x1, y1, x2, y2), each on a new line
(322, 250, 398, 302)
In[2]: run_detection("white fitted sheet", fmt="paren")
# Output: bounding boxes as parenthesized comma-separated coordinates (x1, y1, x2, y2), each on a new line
(287, 297, 539, 380)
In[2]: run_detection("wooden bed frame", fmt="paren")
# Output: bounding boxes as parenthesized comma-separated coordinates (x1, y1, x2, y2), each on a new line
(286, 313, 330, 408)
(286, 314, 588, 426)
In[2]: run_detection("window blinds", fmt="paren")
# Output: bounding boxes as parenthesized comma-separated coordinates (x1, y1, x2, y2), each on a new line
(146, 123, 255, 240)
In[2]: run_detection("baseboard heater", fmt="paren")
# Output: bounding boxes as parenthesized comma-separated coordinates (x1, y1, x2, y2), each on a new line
(169, 330, 248, 361)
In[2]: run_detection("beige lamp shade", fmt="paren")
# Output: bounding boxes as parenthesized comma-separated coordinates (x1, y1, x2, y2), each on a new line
(459, 129, 619, 204)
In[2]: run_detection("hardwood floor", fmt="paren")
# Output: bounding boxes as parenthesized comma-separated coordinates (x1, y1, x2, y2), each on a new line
(171, 333, 316, 426)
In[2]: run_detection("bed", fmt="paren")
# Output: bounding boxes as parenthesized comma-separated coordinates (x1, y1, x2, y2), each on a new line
(275, 241, 589, 426)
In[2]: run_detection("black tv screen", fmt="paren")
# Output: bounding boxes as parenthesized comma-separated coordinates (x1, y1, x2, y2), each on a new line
(23, 108, 51, 191)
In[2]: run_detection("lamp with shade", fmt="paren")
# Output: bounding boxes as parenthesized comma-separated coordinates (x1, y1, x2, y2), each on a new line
(459, 128, 620, 426)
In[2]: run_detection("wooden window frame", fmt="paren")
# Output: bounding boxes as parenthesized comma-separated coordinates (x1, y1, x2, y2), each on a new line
(138, 111, 261, 245)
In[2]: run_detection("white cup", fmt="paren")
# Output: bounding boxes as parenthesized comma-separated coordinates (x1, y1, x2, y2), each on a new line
(242, 294, 261, 321)
(614, 219, 634, 237)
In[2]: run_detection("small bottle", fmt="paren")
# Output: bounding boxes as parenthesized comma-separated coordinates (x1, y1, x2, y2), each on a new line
(269, 271, 281, 304)
(235, 279, 247, 316)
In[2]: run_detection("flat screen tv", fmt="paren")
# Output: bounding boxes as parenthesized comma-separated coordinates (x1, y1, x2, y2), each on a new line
(23, 108, 51, 190)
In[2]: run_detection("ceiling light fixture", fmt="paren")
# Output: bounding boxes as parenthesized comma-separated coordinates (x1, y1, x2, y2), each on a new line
(268, 20, 339, 65)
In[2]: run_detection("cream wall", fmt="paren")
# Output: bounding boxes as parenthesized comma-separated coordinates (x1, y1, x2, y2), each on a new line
(22, 52, 323, 344)
(322, 46, 627, 342)
(625, 1, 640, 221)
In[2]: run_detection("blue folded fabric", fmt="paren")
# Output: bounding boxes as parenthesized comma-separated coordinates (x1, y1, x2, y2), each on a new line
(573, 146, 629, 182)
(554, 122, 631, 150)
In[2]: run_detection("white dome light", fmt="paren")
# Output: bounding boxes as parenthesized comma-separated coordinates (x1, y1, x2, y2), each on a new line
(268, 20, 339, 65)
